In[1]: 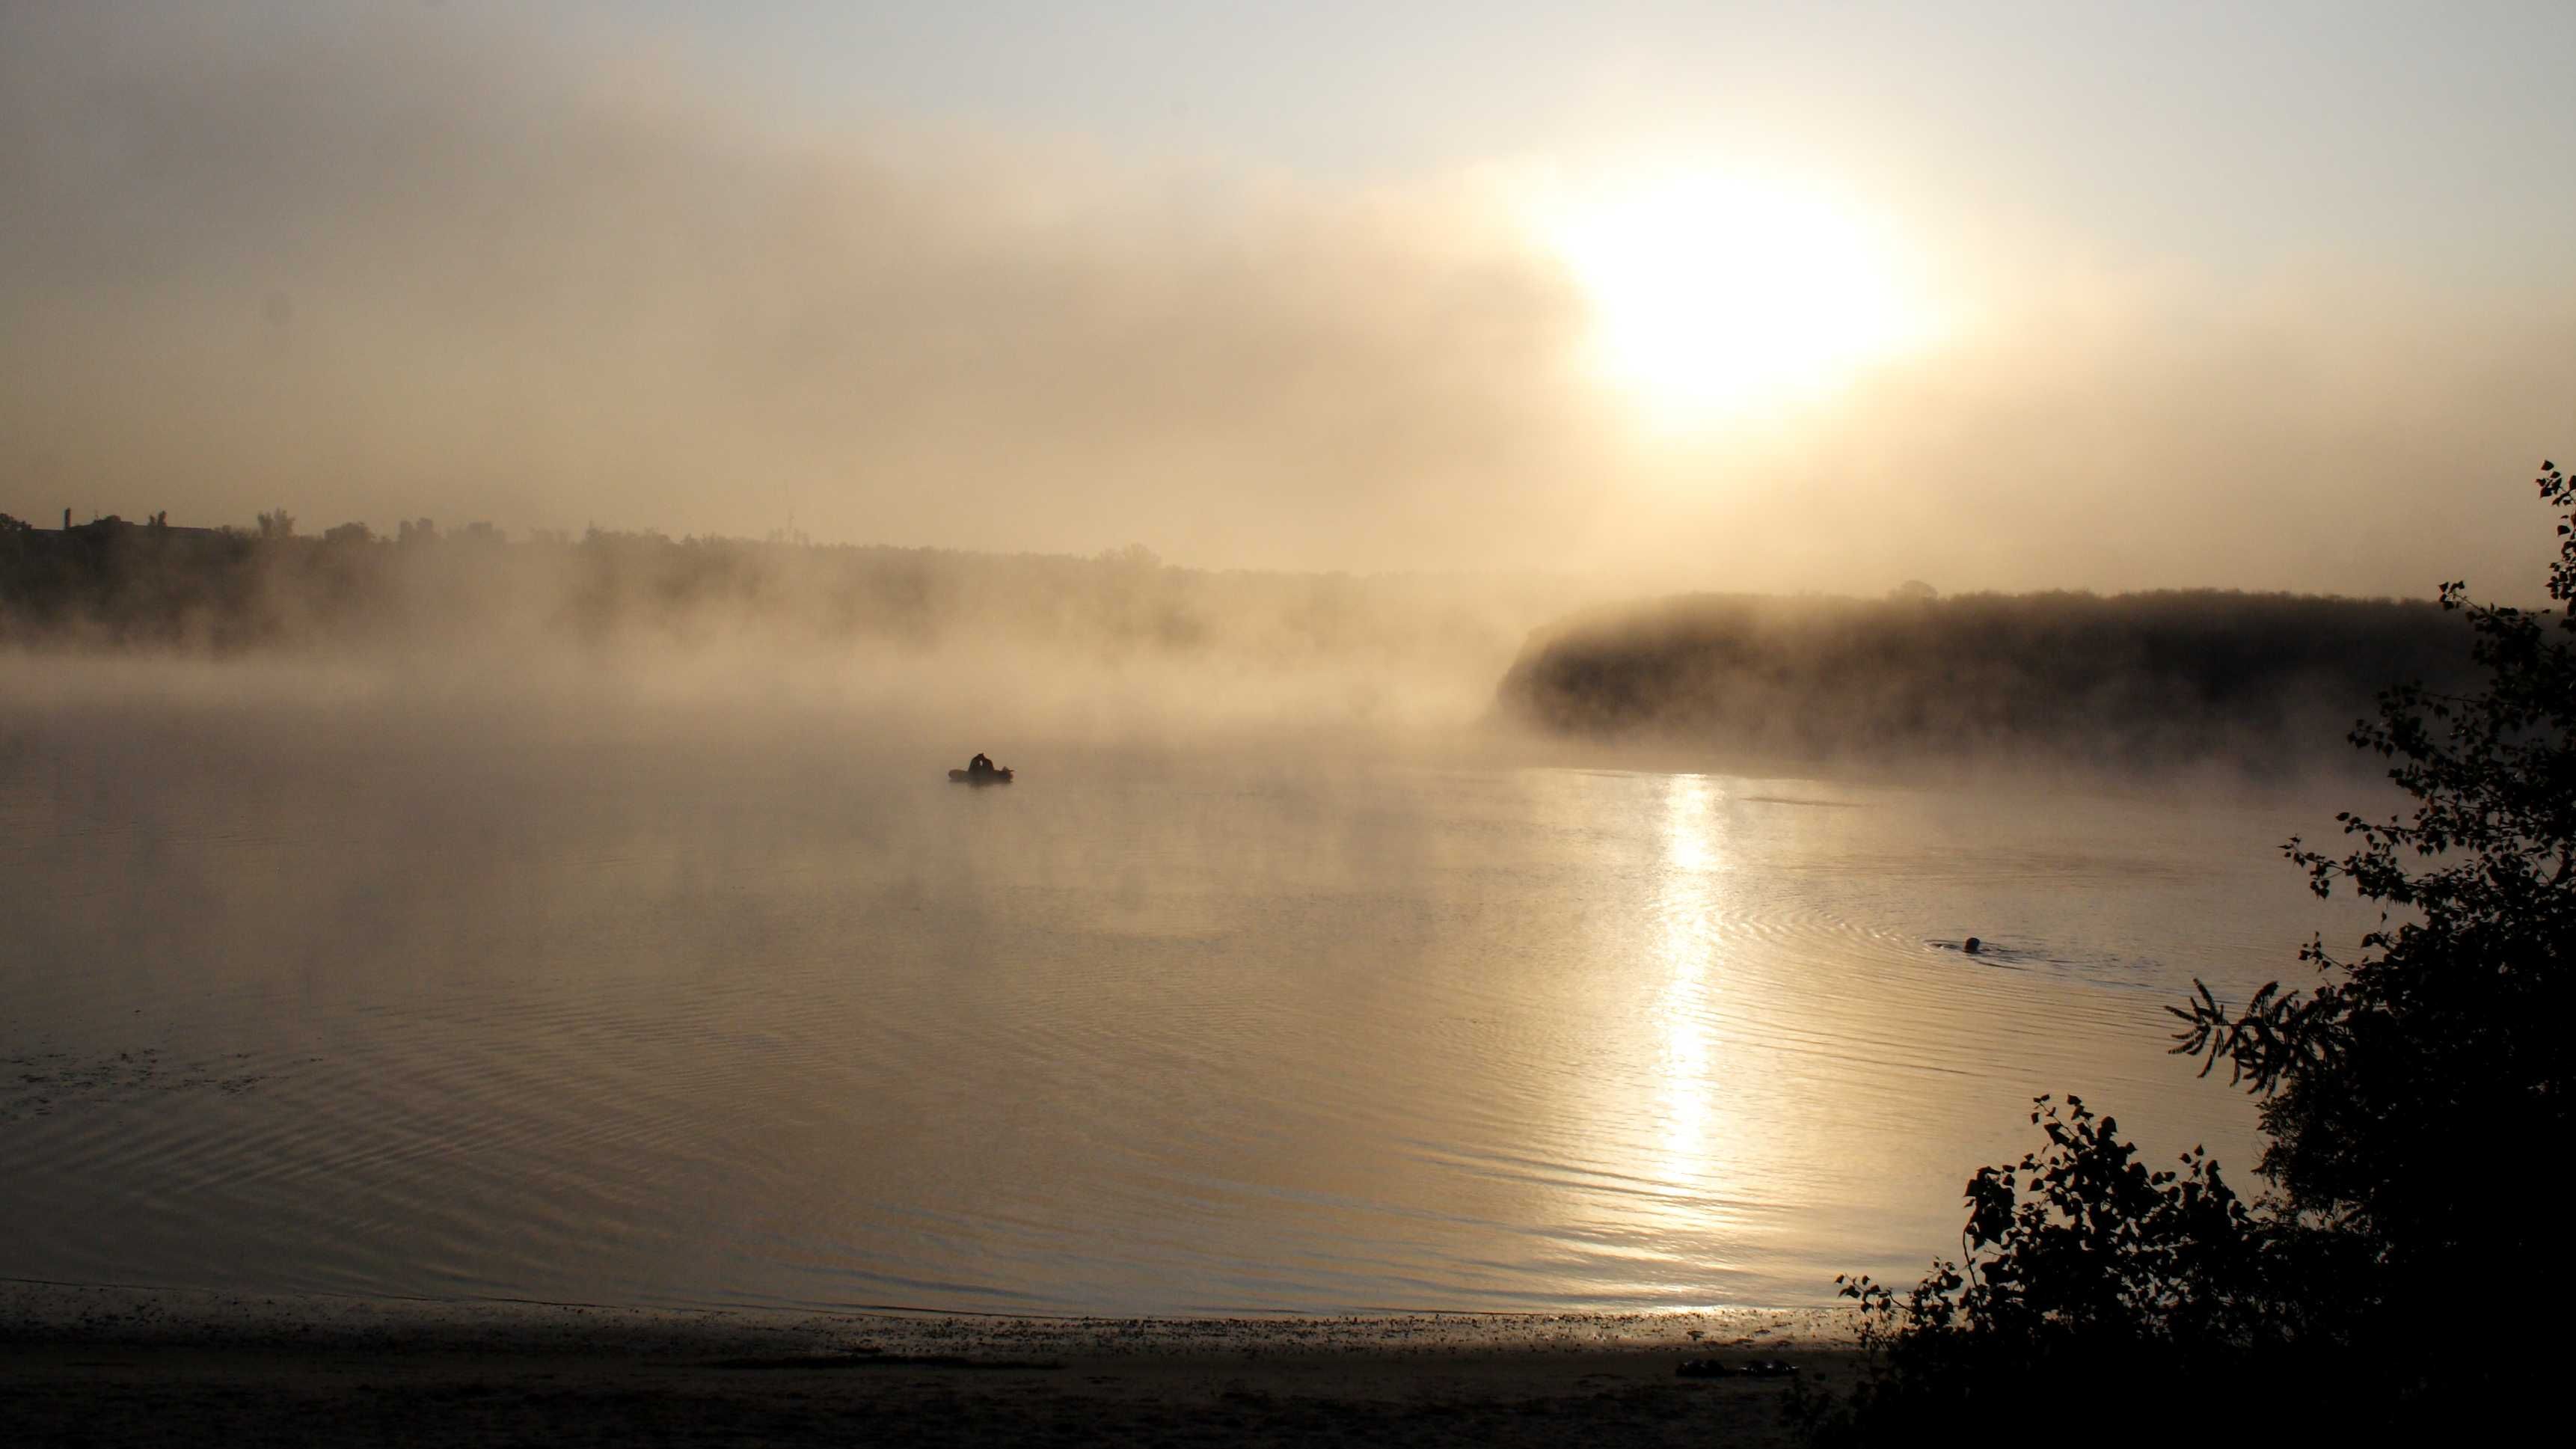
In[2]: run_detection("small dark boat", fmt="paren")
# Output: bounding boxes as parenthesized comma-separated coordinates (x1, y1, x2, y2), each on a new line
(948, 766, 1013, 785)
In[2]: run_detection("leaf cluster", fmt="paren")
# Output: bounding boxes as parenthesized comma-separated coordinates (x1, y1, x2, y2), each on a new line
(1799, 465, 2572, 1442)
(2169, 463, 2575, 1286)
(1792, 1097, 2374, 1445)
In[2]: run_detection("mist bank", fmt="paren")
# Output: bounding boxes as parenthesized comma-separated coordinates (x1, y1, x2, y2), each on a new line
(1, 517, 2493, 773)
(0, 515, 1597, 740)
(1494, 589, 2476, 775)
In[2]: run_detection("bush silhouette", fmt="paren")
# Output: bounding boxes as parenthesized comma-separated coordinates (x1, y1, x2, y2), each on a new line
(2171, 466, 2575, 1323)
(1800, 462, 2575, 1442)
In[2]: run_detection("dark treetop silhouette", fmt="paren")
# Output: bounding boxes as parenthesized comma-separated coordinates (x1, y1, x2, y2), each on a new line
(1497, 586, 2474, 772)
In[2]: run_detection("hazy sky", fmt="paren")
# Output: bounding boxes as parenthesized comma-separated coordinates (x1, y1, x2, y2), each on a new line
(4, 1, 2570, 595)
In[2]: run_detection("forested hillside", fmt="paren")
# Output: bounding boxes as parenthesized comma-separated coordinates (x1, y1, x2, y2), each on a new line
(1494, 589, 2473, 771)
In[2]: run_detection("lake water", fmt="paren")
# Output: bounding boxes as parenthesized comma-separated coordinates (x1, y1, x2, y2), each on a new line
(0, 678, 2373, 1316)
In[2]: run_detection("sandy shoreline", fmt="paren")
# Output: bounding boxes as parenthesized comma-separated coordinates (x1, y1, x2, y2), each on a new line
(2, 1281, 1859, 1445)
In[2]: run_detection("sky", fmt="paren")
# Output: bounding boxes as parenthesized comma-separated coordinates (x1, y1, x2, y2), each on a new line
(3, 0, 2571, 597)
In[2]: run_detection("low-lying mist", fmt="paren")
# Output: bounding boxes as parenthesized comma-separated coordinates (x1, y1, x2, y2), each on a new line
(4, 516, 2489, 785)
(0, 520, 1599, 754)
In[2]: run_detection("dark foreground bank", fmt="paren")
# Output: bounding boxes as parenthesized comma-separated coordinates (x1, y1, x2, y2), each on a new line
(1, 1283, 1853, 1448)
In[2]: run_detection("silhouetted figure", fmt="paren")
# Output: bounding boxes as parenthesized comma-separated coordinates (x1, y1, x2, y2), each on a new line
(1963, 937, 1983, 955)
(950, 752, 1013, 785)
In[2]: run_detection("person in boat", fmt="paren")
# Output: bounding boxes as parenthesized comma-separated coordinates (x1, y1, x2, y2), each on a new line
(968, 752, 996, 776)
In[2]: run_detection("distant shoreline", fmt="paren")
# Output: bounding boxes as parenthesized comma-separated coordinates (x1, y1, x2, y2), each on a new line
(1, 1281, 1854, 1447)
(1495, 587, 2472, 773)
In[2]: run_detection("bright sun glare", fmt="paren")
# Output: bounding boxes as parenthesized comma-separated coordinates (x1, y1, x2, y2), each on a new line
(1542, 172, 1922, 426)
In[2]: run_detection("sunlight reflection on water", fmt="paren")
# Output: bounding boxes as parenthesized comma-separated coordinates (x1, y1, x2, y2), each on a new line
(0, 704, 2377, 1315)
(1650, 776, 1723, 1234)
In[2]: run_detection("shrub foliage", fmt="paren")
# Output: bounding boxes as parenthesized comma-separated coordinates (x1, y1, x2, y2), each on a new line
(2174, 466, 2575, 1308)
(1800, 463, 2575, 1440)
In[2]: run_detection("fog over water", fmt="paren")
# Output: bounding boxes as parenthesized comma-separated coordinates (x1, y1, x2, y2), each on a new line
(0, 646, 2381, 1314)
(0, 0, 2536, 1323)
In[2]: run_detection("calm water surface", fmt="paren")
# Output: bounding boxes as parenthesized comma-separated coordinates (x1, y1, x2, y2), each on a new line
(0, 696, 2370, 1314)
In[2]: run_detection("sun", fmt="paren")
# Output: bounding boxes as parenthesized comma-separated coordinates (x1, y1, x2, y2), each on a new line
(1539, 171, 1922, 426)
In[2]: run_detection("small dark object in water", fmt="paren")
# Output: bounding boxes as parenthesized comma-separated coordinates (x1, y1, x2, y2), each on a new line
(1963, 937, 1983, 955)
(1678, 1358, 1798, 1379)
(951, 752, 1013, 785)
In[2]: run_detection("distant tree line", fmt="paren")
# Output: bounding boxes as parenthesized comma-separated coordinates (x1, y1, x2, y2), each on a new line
(1496, 587, 2477, 772)
(0, 510, 1580, 668)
